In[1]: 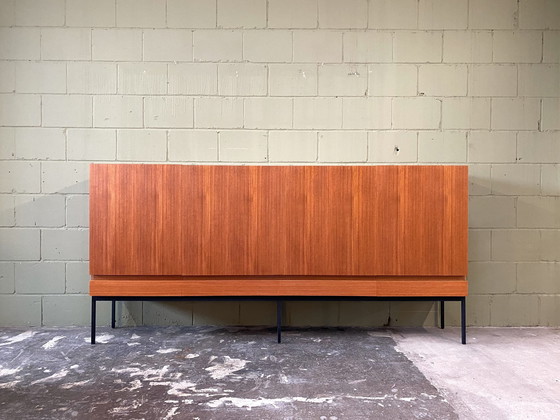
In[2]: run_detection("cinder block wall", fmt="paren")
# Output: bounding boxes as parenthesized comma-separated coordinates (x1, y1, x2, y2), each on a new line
(0, 0, 559, 328)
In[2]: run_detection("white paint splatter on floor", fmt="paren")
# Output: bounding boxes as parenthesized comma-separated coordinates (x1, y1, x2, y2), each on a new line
(205, 356, 249, 380)
(0, 381, 20, 389)
(60, 379, 92, 389)
(0, 367, 21, 377)
(31, 369, 69, 385)
(42, 336, 65, 350)
(157, 348, 181, 354)
(0, 331, 36, 347)
(185, 354, 199, 359)
(206, 396, 334, 410)
(163, 406, 179, 419)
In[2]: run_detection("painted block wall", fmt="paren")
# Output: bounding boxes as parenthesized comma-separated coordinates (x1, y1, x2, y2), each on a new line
(0, 0, 559, 328)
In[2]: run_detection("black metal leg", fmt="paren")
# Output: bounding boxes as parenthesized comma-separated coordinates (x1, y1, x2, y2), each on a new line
(440, 300, 445, 329)
(277, 300, 282, 344)
(91, 297, 97, 345)
(461, 297, 466, 345)
(111, 299, 116, 329)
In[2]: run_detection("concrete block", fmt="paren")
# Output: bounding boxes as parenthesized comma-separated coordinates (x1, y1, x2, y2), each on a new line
(0, 229, 40, 261)
(442, 98, 490, 130)
(468, 229, 491, 261)
(0, 162, 40, 193)
(0, 127, 15, 159)
(318, 131, 367, 163)
(491, 98, 540, 131)
(490, 295, 539, 327)
(469, 0, 516, 29)
(318, 0, 367, 29)
(218, 63, 267, 96)
(393, 31, 442, 63)
(41, 28, 91, 61)
(144, 29, 193, 62)
(392, 97, 441, 129)
(443, 30, 492, 63)
(66, 262, 89, 294)
(491, 229, 541, 262)
(195, 97, 243, 128)
(368, 64, 417, 96)
(269, 64, 317, 96)
(338, 301, 390, 327)
(293, 98, 342, 129)
(369, 0, 418, 29)
(286, 301, 339, 327)
(0, 295, 41, 326)
(68, 62, 117, 94)
(541, 230, 560, 261)
(167, 0, 216, 28)
(15, 0, 64, 26)
(343, 98, 392, 129)
(542, 99, 560, 130)
(42, 95, 92, 128)
(0, 1, 15, 26)
(542, 164, 560, 195)
(268, 0, 317, 28)
(67, 129, 117, 161)
(468, 262, 516, 294)
(0, 263, 14, 294)
(13, 128, 65, 160)
(445, 295, 491, 327)
(518, 263, 560, 294)
(519, 0, 560, 29)
(15, 62, 65, 94)
(92, 29, 142, 61)
(15, 195, 65, 227)
(15, 262, 65, 294)
(491, 164, 541, 196)
(493, 31, 543, 63)
(143, 301, 193, 326)
(468, 131, 516, 163)
(243, 30, 292, 63)
(418, 64, 467, 96)
(0, 28, 40, 60)
(67, 195, 89, 227)
(0, 195, 14, 227)
(193, 30, 242, 62)
(418, 131, 467, 163)
(118, 63, 167, 95)
(239, 301, 276, 325)
(168, 63, 218, 95)
(168, 130, 218, 162)
(539, 296, 560, 327)
(419, 0, 468, 29)
(42, 162, 89, 194)
(468, 65, 517, 97)
(518, 64, 560, 97)
(269, 131, 317, 162)
(468, 164, 491, 195)
(93, 95, 143, 128)
(518, 132, 560, 164)
(468, 196, 516, 228)
(145, 96, 193, 128)
(219, 130, 268, 162)
(217, 0, 266, 28)
(517, 196, 560, 228)
(318, 64, 367, 96)
(293, 31, 342, 63)
(42, 229, 88, 261)
(244, 98, 292, 129)
(543, 31, 560, 63)
(117, 129, 167, 161)
(368, 131, 418, 163)
(343, 32, 392, 63)
(0, 62, 15, 93)
(116, 0, 166, 28)
(43, 295, 111, 326)
(193, 301, 238, 325)
(66, 0, 115, 27)
(389, 301, 436, 327)
(0, 94, 41, 127)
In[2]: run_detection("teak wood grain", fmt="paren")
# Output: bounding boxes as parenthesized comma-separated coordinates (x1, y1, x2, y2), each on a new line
(90, 164, 468, 279)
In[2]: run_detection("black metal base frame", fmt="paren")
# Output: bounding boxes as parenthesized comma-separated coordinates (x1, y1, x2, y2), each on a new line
(91, 296, 466, 345)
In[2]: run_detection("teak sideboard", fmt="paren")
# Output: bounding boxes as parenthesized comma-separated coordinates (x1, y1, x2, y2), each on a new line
(89, 164, 468, 344)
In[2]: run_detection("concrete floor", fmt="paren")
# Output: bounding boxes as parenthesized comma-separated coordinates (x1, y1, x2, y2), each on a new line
(0, 326, 558, 419)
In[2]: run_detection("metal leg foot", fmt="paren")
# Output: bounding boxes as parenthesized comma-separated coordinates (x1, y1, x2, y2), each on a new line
(91, 297, 97, 345)
(277, 300, 282, 344)
(440, 300, 445, 329)
(461, 297, 466, 345)
(111, 299, 116, 329)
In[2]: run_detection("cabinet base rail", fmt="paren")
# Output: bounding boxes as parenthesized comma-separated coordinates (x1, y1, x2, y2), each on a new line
(91, 296, 466, 345)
